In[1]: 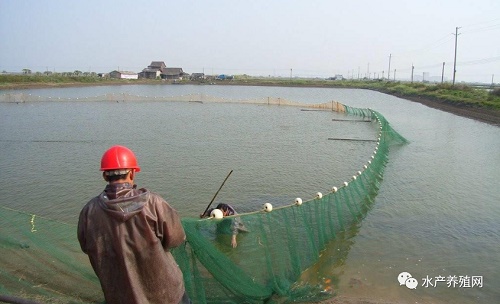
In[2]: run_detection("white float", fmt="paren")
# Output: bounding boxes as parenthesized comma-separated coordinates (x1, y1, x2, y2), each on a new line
(210, 209, 224, 219)
(264, 203, 273, 212)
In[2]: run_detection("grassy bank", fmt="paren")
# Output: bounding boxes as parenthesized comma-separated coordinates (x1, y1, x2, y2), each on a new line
(2, 74, 500, 110)
(224, 76, 500, 110)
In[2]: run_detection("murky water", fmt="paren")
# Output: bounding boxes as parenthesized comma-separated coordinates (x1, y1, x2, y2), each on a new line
(1, 84, 498, 303)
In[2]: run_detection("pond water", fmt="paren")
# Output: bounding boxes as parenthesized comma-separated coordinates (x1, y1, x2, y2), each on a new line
(0, 84, 498, 303)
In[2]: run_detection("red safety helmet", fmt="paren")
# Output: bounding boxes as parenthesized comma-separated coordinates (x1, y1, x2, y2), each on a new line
(100, 145, 141, 172)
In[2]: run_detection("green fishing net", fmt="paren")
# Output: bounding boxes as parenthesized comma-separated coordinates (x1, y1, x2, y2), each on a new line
(0, 101, 407, 303)
(172, 107, 407, 303)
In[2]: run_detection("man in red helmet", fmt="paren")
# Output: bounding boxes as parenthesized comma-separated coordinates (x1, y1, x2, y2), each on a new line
(77, 145, 190, 304)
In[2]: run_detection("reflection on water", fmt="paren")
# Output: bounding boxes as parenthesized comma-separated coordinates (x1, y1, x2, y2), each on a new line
(0, 85, 499, 303)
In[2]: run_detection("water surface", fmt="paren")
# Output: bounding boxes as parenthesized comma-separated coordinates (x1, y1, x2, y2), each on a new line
(1, 84, 498, 303)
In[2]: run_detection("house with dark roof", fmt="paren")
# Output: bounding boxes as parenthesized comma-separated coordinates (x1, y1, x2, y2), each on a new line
(139, 61, 187, 80)
(139, 61, 166, 79)
(150, 61, 166, 70)
(162, 68, 186, 80)
(190, 73, 205, 80)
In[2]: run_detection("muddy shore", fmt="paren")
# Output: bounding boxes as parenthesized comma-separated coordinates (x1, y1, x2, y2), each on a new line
(2, 81, 499, 127)
(380, 90, 500, 127)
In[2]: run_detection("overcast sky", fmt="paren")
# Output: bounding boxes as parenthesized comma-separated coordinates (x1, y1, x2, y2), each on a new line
(1, 0, 499, 83)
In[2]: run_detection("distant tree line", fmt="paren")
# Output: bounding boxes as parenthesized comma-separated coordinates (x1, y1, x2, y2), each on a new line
(16, 69, 98, 77)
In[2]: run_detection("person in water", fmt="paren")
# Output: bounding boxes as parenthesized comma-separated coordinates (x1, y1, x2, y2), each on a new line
(201, 203, 247, 248)
(78, 145, 190, 304)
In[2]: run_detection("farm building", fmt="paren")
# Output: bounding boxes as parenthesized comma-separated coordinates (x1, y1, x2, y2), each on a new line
(138, 61, 187, 80)
(109, 70, 138, 79)
(162, 68, 186, 80)
(139, 61, 166, 79)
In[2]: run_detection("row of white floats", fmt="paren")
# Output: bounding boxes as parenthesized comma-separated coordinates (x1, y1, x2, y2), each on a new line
(209, 111, 385, 220)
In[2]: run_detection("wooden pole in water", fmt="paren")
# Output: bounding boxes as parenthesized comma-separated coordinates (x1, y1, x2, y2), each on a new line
(202, 169, 233, 217)
(328, 138, 377, 142)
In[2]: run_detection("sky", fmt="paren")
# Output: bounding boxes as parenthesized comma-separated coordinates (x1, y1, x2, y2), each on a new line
(1, 0, 499, 83)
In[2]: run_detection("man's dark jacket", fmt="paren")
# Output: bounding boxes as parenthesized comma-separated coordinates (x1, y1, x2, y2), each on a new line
(78, 183, 185, 304)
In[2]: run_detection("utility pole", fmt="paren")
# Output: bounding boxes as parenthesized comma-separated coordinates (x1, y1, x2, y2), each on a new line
(411, 65, 414, 83)
(452, 26, 461, 86)
(441, 62, 445, 83)
(394, 69, 396, 81)
(367, 63, 370, 79)
(387, 54, 392, 80)
(290, 68, 292, 80)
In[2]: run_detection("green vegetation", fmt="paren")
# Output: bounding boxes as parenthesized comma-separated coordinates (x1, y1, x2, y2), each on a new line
(0, 73, 134, 86)
(369, 81, 500, 109)
(1, 73, 101, 84)
(1, 73, 499, 110)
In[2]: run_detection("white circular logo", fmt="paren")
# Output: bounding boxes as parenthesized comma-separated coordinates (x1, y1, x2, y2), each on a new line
(398, 272, 417, 289)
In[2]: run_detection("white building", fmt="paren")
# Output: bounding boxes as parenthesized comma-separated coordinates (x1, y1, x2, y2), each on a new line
(109, 70, 139, 80)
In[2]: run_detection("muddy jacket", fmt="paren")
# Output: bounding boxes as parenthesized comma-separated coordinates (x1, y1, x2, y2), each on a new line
(78, 183, 186, 304)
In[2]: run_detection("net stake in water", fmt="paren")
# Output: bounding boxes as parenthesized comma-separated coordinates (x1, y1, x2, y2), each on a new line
(202, 169, 233, 217)
(328, 138, 377, 142)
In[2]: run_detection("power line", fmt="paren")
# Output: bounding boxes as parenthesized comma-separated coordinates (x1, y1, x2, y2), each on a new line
(398, 34, 454, 56)
(458, 18, 500, 32)
(457, 56, 500, 66)
(461, 24, 500, 34)
(465, 17, 500, 26)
